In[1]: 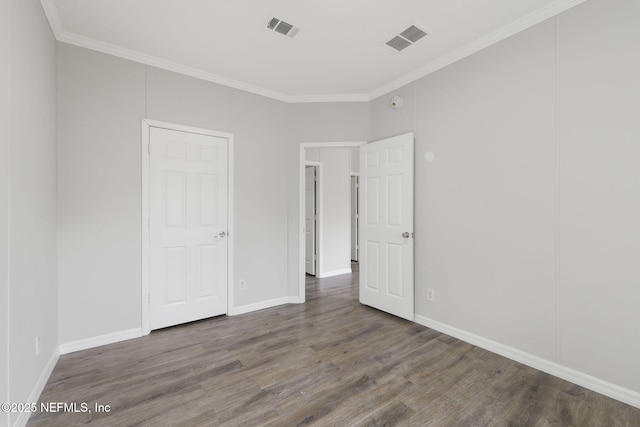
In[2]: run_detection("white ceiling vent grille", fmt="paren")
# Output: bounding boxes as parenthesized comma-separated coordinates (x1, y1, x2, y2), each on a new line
(266, 16, 300, 39)
(385, 24, 428, 52)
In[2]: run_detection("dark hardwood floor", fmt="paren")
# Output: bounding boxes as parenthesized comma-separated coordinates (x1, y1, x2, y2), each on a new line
(29, 264, 640, 426)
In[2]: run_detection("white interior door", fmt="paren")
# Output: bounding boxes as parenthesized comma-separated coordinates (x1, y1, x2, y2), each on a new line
(359, 133, 414, 320)
(305, 166, 317, 275)
(149, 126, 228, 330)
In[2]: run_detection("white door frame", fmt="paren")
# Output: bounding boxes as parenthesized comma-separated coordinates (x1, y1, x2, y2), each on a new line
(305, 162, 321, 276)
(141, 119, 235, 335)
(298, 142, 366, 302)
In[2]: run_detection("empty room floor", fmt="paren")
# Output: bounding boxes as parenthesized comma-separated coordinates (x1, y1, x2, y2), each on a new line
(28, 265, 640, 426)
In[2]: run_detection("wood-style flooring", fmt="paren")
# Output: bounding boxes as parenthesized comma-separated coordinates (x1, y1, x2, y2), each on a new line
(29, 264, 640, 426)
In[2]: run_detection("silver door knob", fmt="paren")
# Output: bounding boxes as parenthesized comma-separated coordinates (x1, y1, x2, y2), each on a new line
(402, 232, 411, 238)
(215, 231, 227, 238)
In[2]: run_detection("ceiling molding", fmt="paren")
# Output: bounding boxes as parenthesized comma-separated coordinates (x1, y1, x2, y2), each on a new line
(288, 94, 370, 104)
(41, 2, 368, 103)
(369, 0, 589, 100)
(58, 31, 302, 103)
(41, 0, 586, 104)
(40, 0, 63, 38)
(57, 30, 370, 104)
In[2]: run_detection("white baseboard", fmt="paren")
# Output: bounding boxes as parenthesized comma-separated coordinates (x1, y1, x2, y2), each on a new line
(59, 328, 143, 355)
(229, 296, 299, 316)
(414, 314, 640, 409)
(14, 349, 60, 427)
(318, 268, 352, 278)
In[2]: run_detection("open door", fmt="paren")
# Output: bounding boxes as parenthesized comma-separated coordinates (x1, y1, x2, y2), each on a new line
(305, 166, 317, 275)
(359, 133, 414, 321)
(351, 175, 359, 262)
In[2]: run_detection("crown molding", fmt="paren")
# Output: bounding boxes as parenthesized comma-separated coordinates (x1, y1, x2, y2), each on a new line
(40, 0, 369, 104)
(368, 0, 588, 100)
(288, 93, 371, 103)
(41, 0, 586, 104)
(40, 0, 63, 38)
(58, 31, 299, 102)
(57, 30, 371, 104)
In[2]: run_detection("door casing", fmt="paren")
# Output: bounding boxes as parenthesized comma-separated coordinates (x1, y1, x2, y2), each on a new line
(141, 119, 235, 335)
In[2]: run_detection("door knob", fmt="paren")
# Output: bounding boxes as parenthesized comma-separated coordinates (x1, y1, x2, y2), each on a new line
(402, 232, 411, 238)
(215, 231, 227, 238)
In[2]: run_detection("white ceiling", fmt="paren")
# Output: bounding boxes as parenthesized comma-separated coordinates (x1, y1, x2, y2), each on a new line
(42, 0, 586, 102)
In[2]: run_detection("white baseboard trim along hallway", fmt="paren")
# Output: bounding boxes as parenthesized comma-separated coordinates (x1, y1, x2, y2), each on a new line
(317, 268, 352, 279)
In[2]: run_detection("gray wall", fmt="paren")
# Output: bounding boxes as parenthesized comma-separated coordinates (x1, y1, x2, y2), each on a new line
(58, 46, 146, 344)
(0, 0, 9, 424)
(2, 1, 59, 425)
(57, 45, 290, 344)
(556, 0, 640, 392)
(229, 90, 288, 306)
(369, 0, 640, 394)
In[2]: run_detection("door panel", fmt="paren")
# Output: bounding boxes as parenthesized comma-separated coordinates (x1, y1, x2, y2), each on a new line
(359, 133, 414, 321)
(150, 127, 228, 330)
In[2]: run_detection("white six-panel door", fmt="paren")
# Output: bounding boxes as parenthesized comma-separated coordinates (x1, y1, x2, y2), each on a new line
(359, 133, 414, 321)
(149, 127, 228, 330)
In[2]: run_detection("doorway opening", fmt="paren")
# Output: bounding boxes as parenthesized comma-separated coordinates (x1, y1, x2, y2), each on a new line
(298, 142, 366, 302)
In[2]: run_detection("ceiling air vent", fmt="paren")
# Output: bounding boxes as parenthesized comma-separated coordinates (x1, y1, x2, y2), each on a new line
(266, 16, 300, 39)
(385, 24, 428, 52)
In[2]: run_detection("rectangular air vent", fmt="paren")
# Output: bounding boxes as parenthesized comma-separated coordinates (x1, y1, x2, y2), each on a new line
(266, 16, 300, 39)
(386, 24, 428, 52)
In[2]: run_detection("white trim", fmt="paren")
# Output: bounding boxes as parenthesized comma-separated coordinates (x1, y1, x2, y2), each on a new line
(39, 0, 62, 39)
(39, 3, 368, 105)
(318, 268, 352, 279)
(41, 0, 587, 104)
(414, 315, 640, 410)
(59, 329, 143, 355)
(299, 142, 367, 303)
(369, 0, 589, 100)
(290, 94, 370, 103)
(141, 119, 234, 335)
(15, 349, 59, 427)
(304, 162, 322, 277)
(229, 297, 300, 316)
